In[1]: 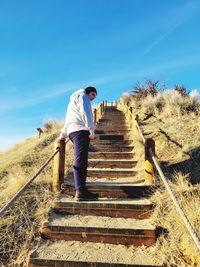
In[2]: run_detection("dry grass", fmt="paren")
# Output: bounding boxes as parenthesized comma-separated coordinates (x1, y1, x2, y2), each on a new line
(141, 89, 199, 116)
(123, 88, 200, 266)
(0, 123, 73, 267)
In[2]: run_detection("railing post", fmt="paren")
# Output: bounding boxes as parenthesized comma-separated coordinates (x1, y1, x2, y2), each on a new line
(128, 106, 132, 122)
(145, 138, 155, 185)
(94, 108, 97, 124)
(100, 103, 103, 116)
(52, 139, 65, 192)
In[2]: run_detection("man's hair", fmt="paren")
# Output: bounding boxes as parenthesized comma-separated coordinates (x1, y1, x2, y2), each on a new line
(84, 86, 97, 95)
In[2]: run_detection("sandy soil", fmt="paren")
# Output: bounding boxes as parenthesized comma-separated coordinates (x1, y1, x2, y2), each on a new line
(55, 195, 152, 205)
(30, 240, 163, 265)
(44, 212, 155, 229)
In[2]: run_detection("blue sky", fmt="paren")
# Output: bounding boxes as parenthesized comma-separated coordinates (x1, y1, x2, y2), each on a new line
(0, 0, 200, 151)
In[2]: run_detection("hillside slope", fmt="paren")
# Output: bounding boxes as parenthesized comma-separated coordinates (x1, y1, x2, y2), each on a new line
(0, 125, 74, 267)
(121, 86, 200, 266)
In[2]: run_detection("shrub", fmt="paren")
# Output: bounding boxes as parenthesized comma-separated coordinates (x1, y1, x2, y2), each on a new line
(131, 79, 161, 102)
(174, 85, 188, 97)
(43, 118, 57, 132)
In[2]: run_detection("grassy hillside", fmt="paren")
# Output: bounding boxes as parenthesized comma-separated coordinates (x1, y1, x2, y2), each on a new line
(0, 123, 74, 267)
(121, 80, 200, 266)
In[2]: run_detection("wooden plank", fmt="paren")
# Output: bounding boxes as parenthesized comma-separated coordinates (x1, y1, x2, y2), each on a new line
(98, 134, 125, 140)
(88, 152, 134, 159)
(87, 169, 136, 178)
(28, 240, 164, 267)
(52, 196, 153, 219)
(95, 130, 130, 134)
(61, 184, 156, 199)
(29, 259, 163, 267)
(91, 140, 133, 146)
(40, 225, 156, 246)
(99, 120, 126, 123)
(97, 124, 128, 127)
(88, 159, 136, 168)
(89, 147, 134, 152)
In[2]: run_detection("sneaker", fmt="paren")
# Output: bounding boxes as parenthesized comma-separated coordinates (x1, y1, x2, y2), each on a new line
(75, 188, 99, 201)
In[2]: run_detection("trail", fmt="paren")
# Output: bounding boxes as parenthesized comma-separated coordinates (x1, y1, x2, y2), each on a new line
(28, 105, 163, 267)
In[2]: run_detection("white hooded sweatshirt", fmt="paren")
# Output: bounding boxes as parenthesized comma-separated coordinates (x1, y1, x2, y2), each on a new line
(60, 88, 95, 138)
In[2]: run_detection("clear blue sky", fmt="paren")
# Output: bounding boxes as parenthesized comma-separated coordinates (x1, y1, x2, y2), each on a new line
(0, 0, 200, 151)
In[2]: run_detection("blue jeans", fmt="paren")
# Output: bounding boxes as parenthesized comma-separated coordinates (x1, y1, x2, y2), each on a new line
(69, 130, 90, 190)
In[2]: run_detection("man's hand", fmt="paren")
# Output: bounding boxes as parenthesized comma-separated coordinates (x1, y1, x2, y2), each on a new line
(89, 134, 96, 140)
(89, 128, 95, 140)
(58, 133, 66, 141)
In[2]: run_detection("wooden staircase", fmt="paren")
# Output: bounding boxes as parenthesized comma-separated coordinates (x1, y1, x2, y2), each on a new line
(27, 106, 163, 267)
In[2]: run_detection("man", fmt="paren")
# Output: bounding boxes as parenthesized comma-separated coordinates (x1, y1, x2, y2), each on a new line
(59, 86, 99, 201)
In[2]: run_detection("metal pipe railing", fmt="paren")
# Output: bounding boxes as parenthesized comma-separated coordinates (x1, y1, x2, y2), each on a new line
(0, 136, 71, 218)
(0, 148, 59, 218)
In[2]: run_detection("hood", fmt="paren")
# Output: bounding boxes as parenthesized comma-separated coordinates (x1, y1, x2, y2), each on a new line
(70, 88, 85, 100)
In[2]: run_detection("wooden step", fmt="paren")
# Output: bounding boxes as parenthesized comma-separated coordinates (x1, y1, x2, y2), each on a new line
(87, 168, 136, 178)
(28, 240, 163, 267)
(61, 182, 155, 199)
(103, 109, 123, 112)
(103, 112, 125, 115)
(103, 113, 125, 116)
(97, 122, 130, 126)
(104, 110, 122, 113)
(89, 152, 134, 160)
(88, 159, 136, 168)
(102, 115, 125, 119)
(89, 146, 134, 152)
(104, 106, 118, 110)
(102, 118, 125, 121)
(101, 119, 126, 121)
(96, 135, 132, 142)
(39, 212, 156, 246)
(96, 127, 131, 131)
(104, 107, 119, 111)
(91, 140, 133, 146)
(97, 123, 129, 127)
(90, 143, 134, 148)
(95, 130, 130, 134)
(99, 119, 126, 123)
(52, 195, 153, 219)
(97, 134, 125, 140)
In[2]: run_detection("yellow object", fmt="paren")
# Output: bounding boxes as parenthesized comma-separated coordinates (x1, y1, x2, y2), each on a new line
(52, 141, 60, 193)
(145, 160, 154, 185)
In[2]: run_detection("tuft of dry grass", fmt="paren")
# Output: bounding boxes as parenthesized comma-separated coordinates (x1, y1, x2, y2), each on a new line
(151, 180, 200, 266)
(0, 184, 53, 266)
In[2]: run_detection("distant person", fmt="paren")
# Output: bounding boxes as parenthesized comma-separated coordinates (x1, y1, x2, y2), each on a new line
(59, 86, 99, 201)
(36, 127, 43, 138)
